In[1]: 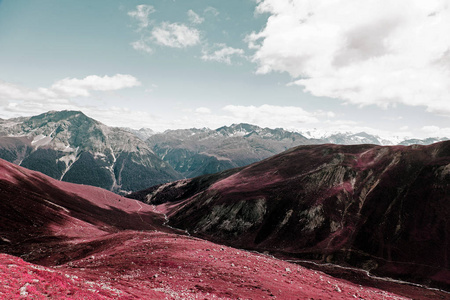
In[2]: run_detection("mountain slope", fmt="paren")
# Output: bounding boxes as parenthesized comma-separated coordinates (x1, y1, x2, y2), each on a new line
(0, 110, 180, 193)
(0, 158, 423, 299)
(129, 141, 450, 291)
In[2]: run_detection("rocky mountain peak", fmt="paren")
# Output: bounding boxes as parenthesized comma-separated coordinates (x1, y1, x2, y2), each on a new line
(216, 123, 261, 137)
(124, 127, 155, 141)
(25, 110, 94, 127)
(0, 111, 180, 193)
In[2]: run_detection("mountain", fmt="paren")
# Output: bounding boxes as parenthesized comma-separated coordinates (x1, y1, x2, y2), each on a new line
(129, 141, 450, 291)
(0, 158, 426, 299)
(146, 123, 448, 179)
(399, 137, 449, 146)
(0, 111, 180, 193)
(146, 123, 321, 178)
(300, 129, 449, 146)
(321, 132, 384, 145)
(121, 127, 155, 141)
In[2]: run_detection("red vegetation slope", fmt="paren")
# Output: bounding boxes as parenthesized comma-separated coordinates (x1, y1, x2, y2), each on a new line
(129, 141, 450, 293)
(0, 158, 430, 299)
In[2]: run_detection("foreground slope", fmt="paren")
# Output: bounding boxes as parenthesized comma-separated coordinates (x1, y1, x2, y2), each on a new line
(0, 110, 180, 193)
(0, 156, 167, 264)
(129, 141, 450, 291)
(0, 158, 422, 299)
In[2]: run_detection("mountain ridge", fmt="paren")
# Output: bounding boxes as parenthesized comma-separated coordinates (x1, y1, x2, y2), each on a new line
(128, 141, 450, 291)
(131, 123, 448, 146)
(146, 123, 320, 178)
(145, 122, 448, 179)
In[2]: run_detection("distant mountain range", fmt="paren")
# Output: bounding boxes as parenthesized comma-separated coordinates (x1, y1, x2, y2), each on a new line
(143, 123, 448, 178)
(0, 110, 447, 192)
(145, 123, 320, 178)
(129, 141, 450, 291)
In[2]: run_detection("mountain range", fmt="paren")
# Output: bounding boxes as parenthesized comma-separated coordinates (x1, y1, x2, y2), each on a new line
(144, 124, 448, 179)
(2, 157, 437, 299)
(0, 110, 447, 193)
(129, 141, 450, 291)
(145, 123, 320, 178)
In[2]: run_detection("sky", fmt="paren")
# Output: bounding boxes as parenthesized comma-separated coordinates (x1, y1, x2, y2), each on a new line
(0, 0, 450, 139)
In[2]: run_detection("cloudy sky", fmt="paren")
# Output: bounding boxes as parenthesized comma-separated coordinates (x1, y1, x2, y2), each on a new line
(1, 0, 450, 139)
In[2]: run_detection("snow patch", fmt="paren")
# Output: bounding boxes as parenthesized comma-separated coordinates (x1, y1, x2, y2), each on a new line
(94, 152, 107, 160)
(62, 145, 77, 152)
(58, 149, 79, 180)
(229, 131, 248, 137)
(58, 153, 77, 166)
(31, 134, 53, 148)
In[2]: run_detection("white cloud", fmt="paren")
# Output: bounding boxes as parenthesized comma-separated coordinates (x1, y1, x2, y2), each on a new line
(49, 74, 141, 98)
(84, 107, 160, 129)
(128, 4, 155, 29)
(422, 125, 450, 137)
(0, 74, 140, 107)
(222, 104, 324, 128)
(128, 6, 203, 53)
(204, 7, 219, 17)
(145, 84, 158, 93)
(152, 22, 200, 48)
(2, 101, 161, 131)
(0, 80, 46, 101)
(248, 0, 450, 115)
(127, 104, 333, 132)
(195, 107, 211, 114)
(188, 9, 204, 24)
(201, 43, 245, 64)
(0, 78, 161, 131)
(131, 40, 153, 53)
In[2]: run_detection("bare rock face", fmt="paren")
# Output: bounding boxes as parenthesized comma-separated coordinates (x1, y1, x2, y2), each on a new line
(129, 141, 450, 290)
(0, 110, 180, 193)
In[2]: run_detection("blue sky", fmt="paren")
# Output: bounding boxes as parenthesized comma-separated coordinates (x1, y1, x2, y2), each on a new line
(1, 0, 449, 139)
